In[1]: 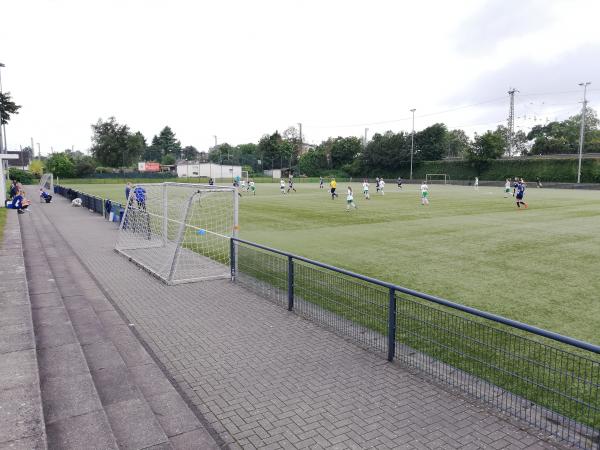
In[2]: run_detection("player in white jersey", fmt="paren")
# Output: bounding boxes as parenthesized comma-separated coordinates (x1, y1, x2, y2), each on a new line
(346, 186, 357, 211)
(362, 179, 370, 199)
(280, 179, 286, 194)
(504, 179, 511, 198)
(474, 177, 479, 190)
(249, 180, 256, 195)
(420, 182, 429, 206)
(379, 178, 385, 195)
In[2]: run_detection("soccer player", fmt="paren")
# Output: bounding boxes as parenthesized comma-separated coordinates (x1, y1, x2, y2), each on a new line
(330, 178, 338, 199)
(375, 177, 380, 193)
(125, 182, 132, 203)
(420, 181, 429, 206)
(240, 179, 246, 190)
(319, 176, 324, 189)
(280, 179, 286, 194)
(287, 177, 297, 193)
(504, 179, 511, 198)
(397, 177, 402, 190)
(249, 180, 256, 195)
(133, 185, 147, 209)
(379, 178, 385, 195)
(362, 179, 370, 199)
(346, 186, 357, 211)
(474, 177, 479, 190)
(515, 179, 528, 208)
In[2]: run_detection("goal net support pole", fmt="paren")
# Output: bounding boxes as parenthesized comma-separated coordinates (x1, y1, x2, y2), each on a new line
(115, 182, 237, 285)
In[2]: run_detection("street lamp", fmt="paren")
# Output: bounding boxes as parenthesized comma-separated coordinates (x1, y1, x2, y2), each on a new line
(410, 108, 416, 181)
(577, 82, 591, 184)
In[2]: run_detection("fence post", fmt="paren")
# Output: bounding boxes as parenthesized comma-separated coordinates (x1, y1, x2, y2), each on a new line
(288, 256, 294, 311)
(230, 239, 236, 281)
(387, 287, 396, 362)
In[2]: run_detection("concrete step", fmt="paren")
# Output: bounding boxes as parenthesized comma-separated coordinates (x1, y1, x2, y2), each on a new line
(0, 211, 47, 449)
(21, 215, 120, 450)
(22, 205, 217, 449)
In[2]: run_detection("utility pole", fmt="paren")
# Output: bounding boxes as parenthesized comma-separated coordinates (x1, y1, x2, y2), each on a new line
(364, 128, 369, 147)
(37, 143, 41, 158)
(577, 82, 591, 184)
(507, 88, 518, 157)
(31, 138, 35, 156)
(0, 62, 6, 153)
(298, 123, 303, 144)
(410, 109, 416, 181)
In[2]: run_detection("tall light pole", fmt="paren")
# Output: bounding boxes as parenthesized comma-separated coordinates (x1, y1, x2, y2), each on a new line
(577, 82, 591, 184)
(364, 128, 369, 147)
(0, 62, 5, 154)
(410, 108, 416, 181)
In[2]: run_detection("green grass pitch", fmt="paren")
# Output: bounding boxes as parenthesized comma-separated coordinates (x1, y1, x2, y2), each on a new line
(64, 181, 600, 345)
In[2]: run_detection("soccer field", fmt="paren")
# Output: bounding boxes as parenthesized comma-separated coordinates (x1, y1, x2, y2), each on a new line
(64, 181, 600, 344)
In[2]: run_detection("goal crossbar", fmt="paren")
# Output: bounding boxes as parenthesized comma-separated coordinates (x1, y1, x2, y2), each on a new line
(425, 173, 450, 184)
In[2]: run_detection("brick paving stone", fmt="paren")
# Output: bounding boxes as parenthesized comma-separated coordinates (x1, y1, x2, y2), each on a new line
(32, 197, 575, 450)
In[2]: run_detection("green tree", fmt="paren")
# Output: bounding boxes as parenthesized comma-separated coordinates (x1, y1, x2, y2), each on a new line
(0, 92, 21, 125)
(465, 130, 506, 175)
(446, 129, 471, 158)
(90, 117, 145, 167)
(74, 156, 96, 177)
(257, 132, 285, 169)
(328, 137, 362, 168)
(361, 131, 410, 173)
(29, 159, 44, 177)
(298, 148, 328, 175)
(161, 154, 176, 165)
(46, 152, 75, 178)
(181, 145, 199, 160)
(526, 108, 599, 155)
(415, 123, 448, 161)
(144, 137, 163, 162)
(153, 126, 181, 159)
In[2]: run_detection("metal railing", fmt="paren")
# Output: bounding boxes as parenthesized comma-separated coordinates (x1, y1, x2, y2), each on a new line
(54, 185, 124, 221)
(231, 237, 600, 449)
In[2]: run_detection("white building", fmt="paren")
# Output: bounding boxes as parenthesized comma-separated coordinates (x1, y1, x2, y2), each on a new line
(176, 162, 242, 180)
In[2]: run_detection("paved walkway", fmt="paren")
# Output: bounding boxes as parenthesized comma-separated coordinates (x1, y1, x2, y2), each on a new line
(35, 197, 564, 449)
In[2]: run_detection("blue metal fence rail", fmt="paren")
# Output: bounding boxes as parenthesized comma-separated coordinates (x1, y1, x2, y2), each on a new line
(54, 185, 125, 222)
(231, 236, 600, 449)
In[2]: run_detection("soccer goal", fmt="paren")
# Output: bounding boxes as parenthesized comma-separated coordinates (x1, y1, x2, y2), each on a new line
(115, 183, 238, 285)
(241, 170, 249, 184)
(40, 173, 54, 192)
(425, 173, 450, 184)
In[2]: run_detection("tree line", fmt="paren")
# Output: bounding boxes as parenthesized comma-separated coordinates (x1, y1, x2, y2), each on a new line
(3, 96, 599, 178)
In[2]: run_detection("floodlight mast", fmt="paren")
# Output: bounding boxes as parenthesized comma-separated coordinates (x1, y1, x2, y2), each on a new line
(410, 109, 416, 181)
(577, 82, 591, 184)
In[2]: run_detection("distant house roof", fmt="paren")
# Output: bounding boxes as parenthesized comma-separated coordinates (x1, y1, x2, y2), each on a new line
(6, 151, 32, 167)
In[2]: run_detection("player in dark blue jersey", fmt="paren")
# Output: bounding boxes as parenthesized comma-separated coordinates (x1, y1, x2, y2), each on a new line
(515, 179, 528, 208)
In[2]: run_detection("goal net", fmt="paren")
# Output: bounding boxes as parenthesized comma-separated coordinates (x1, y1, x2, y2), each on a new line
(40, 173, 54, 192)
(115, 183, 238, 285)
(425, 173, 450, 184)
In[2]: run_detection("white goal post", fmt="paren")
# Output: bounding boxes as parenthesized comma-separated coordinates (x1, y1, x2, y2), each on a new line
(39, 173, 54, 192)
(241, 170, 249, 183)
(115, 182, 238, 285)
(425, 173, 450, 184)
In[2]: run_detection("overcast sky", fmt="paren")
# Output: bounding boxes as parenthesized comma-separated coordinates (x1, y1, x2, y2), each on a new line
(1, 0, 599, 156)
